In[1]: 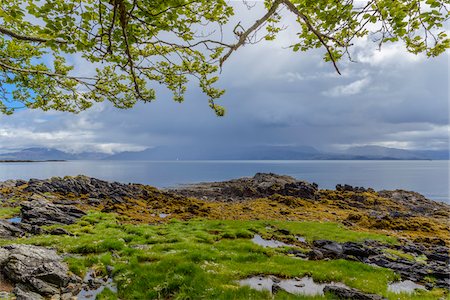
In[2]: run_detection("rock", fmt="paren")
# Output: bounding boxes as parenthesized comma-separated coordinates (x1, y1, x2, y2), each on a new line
(47, 228, 72, 236)
(13, 285, 44, 300)
(275, 229, 291, 235)
(323, 285, 386, 300)
(271, 283, 282, 294)
(169, 173, 318, 201)
(377, 190, 450, 217)
(308, 249, 324, 260)
(426, 252, 450, 263)
(0, 220, 25, 238)
(336, 184, 370, 193)
(23, 176, 145, 202)
(342, 242, 377, 258)
(20, 200, 85, 226)
(0, 244, 81, 298)
(313, 240, 343, 258)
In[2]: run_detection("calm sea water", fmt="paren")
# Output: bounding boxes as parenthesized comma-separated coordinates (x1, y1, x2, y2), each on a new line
(0, 160, 448, 202)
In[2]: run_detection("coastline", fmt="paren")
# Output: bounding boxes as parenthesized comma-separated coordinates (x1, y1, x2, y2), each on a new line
(0, 174, 448, 299)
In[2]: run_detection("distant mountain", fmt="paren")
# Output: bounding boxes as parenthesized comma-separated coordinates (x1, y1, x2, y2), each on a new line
(1, 145, 447, 161)
(0, 148, 110, 161)
(106, 145, 323, 160)
(341, 146, 449, 160)
(106, 145, 449, 160)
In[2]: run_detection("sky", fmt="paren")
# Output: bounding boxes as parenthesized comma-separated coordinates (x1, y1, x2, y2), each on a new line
(0, 2, 449, 155)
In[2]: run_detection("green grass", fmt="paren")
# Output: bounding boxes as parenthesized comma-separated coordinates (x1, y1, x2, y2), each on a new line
(0, 212, 445, 300)
(0, 206, 20, 219)
(269, 220, 397, 244)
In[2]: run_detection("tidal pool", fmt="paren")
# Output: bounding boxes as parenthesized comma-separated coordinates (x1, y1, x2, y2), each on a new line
(388, 280, 426, 293)
(251, 234, 293, 248)
(239, 276, 348, 296)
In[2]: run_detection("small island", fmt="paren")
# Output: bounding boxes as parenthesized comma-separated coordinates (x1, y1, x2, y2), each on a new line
(0, 173, 448, 300)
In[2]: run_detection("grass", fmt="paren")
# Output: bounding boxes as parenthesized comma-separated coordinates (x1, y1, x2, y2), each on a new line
(267, 220, 396, 244)
(1, 212, 446, 300)
(0, 206, 20, 219)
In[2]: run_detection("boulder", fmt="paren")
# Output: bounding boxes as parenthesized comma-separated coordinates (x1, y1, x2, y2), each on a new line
(342, 242, 377, 258)
(0, 220, 25, 239)
(0, 244, 81, 298)
(20, 200, 85, 226)
(313, 240, 343, 258)
(324, 286, 386, 300)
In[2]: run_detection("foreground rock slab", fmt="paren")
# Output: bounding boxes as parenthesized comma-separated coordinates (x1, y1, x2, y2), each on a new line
(0, 244, 81, 299)
(324, 286, 387, 300)
(21, 200, 85, 226)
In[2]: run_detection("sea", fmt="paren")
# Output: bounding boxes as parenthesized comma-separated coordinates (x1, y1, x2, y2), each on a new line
(0, 160, 448, 202)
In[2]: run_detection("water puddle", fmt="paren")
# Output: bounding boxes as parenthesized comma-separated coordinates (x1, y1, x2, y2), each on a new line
(296, 236, 306, 243)
(251, 235, 293, 248)
(77, 271, 117, 300)
(7, 217, 22, 224)
(388, 280, 426, 293)
(239, 276, 348, 295)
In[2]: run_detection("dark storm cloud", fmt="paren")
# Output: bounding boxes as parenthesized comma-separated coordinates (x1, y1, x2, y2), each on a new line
(0, 3, 448, 153)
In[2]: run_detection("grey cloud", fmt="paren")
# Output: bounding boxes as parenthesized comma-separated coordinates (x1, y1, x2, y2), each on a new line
(0, 3, 448, 154)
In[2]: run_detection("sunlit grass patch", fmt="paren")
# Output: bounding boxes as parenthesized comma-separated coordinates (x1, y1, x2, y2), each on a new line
(0, 212, 445, 300)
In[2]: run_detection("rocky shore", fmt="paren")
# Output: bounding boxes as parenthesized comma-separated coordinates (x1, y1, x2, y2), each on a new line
(0, 174, 448, 299)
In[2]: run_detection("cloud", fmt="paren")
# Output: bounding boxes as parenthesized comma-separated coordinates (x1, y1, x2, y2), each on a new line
(323, 78, 371, 97)
(0, 2, 448, 154)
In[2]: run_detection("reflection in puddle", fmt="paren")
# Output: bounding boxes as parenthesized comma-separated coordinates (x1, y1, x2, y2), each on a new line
(239, 276, 348, 295)
(388, 280, 426, 293)
(7, 217, 22, 224)
(251, 235, 293, 248)
(77, 271, 117, 300)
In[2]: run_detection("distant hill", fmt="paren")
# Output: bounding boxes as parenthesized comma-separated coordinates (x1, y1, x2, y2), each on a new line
(0, 148, 110, 161)
(1, 145, 447, 161)
(106, 145, 449, 160)
(340, 146, 449, 160)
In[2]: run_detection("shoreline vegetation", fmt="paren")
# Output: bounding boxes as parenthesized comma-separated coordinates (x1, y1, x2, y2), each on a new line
(0, 173, 448, 299)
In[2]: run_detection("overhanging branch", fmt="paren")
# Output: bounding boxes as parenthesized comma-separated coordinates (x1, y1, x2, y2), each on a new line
(0, 26, 67, 44)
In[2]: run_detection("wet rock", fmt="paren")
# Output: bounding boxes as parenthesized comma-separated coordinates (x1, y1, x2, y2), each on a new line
(342, 242, 377, 258)
(313, 240, 343, 258)
(0, 220, 24, 238)
(324, 285, 386, 300)
(20, 200, 85, 226)
(271, 283, 282, 294)
(0, 244, 81, 299)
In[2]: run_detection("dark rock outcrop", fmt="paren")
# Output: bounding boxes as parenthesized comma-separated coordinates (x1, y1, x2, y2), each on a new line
(324, 286, 386, 300)
(0, 220, 25, 238)
(313, 240, 343, 258)
(170, 173, 318, 201)
(23, 176, 146, 203)
(20, 200, 85, 226)
(0, 244, 81, 299)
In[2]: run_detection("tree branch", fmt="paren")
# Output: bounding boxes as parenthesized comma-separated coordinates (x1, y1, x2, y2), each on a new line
(280, 0, 341, 74)
(0, 26, 67, 44)
(220, 0, 282, 67)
